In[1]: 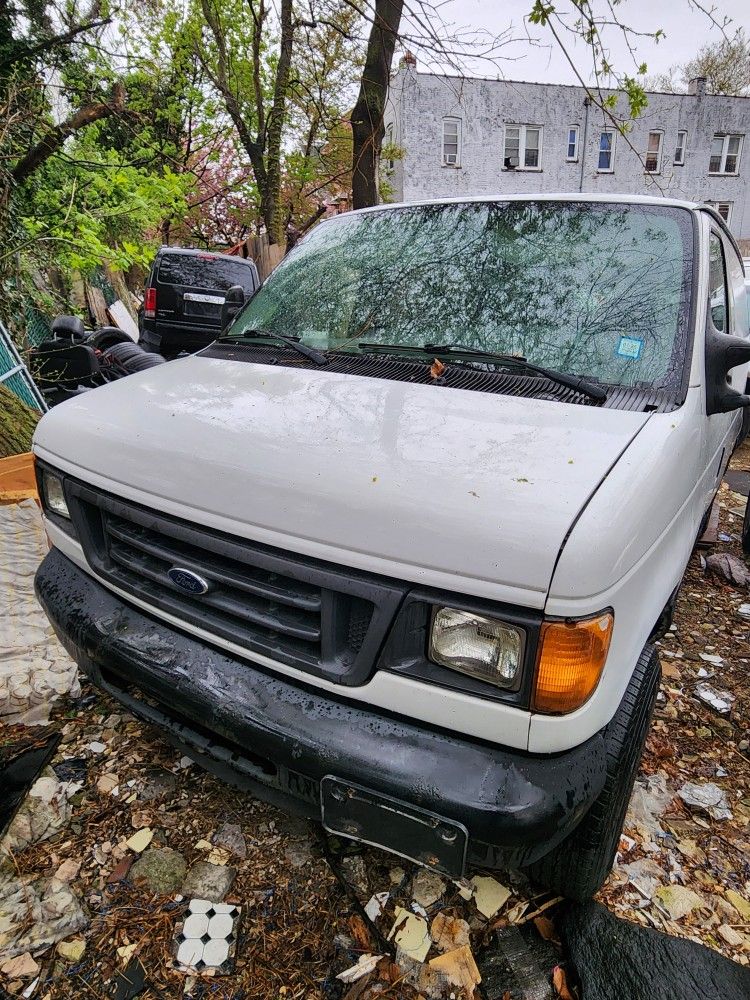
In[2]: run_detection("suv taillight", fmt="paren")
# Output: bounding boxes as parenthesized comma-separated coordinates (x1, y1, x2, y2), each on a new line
(144, 287, 157, 319)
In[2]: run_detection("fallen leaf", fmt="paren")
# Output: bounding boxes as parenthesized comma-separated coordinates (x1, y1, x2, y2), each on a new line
(430, 912, 471, 952)
(429, 944, 481, 991)
(534, 914, 560, 945)
(553, 964, 575, 1000)
(348, 914, 372, 950)
(387, 906, 431, 962)
(470, 875, 511, 919)
(430, 358, 446, 379)
(0, 954, 39, 979)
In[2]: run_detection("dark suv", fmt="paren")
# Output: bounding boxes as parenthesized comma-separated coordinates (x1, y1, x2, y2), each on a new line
(140, 248, 259, 356)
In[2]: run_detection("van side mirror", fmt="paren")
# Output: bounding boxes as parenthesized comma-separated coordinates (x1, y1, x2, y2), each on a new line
(705, 323, 750, 414)
(221, 285, 245, 330)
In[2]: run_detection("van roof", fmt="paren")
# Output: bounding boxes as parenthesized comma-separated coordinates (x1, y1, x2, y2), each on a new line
(156, 247, 254, 264)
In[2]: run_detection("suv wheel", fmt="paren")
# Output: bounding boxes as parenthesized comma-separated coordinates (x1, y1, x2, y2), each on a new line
(526, 645, 660, 901)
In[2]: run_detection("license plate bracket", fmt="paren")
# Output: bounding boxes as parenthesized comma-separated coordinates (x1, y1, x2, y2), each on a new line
(320, 775, 468, 878)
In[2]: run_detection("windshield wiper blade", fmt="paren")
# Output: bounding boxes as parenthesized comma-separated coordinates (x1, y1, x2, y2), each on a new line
(358, 341, 606, 402)
(223, 329, 327, 366)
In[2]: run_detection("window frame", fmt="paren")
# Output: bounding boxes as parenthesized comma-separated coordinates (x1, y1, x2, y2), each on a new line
(384, 122, 394, 170)
(645, 130, 664, 174)
(503, 124, 544, 171)
(442, 116, 462, 168)
(566, 125, 580, 162)
(709, 133, 743, 176)
(597, 129, 616, 173)
(708, 230, 731, 334)
(674, 130, 687, 165)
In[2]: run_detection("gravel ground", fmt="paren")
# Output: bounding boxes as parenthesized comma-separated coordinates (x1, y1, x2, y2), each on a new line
(2, 449, 750, 999)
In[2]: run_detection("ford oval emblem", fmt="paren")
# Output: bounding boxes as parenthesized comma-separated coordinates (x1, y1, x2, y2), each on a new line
(167, 567, 210, 595)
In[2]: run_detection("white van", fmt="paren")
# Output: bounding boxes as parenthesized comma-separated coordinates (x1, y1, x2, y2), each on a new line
(33, 195, 749, 899)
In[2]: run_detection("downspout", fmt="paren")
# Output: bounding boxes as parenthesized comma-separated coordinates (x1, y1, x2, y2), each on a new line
(579, 96, 590, 192)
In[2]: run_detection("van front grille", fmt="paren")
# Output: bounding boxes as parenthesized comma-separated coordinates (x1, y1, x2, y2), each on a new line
(66, 482, 406, 686)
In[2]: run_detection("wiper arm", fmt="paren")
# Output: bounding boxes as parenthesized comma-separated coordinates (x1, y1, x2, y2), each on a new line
(223, 329, 327, 366)
(358, 341, 607, 403)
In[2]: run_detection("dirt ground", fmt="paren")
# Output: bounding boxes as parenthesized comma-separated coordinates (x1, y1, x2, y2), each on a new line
(2, 449, 750, 999)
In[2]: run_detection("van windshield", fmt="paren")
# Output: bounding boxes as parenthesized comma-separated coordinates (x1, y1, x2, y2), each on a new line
(225, 201, 694, 388)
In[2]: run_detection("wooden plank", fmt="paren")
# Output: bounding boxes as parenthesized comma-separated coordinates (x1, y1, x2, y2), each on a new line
(85, 285, 109, 328)
(0, 452, 38, 504)
(107, 300, 139, 341)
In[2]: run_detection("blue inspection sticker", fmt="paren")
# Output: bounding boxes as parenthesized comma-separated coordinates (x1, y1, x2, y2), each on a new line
(616, 336, 643, 360)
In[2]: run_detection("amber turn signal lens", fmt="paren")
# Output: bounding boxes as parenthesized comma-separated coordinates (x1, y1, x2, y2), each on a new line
(533, 612, 614, 714)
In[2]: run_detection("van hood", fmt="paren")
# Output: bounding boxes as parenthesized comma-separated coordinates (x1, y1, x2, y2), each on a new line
(34, 356, 650, 607)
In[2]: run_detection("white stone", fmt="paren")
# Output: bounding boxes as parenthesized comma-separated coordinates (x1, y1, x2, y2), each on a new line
(202, 938, 230, 967)
(182, 913, 209, 939)
(176, 938, 204, 967)
(207, 913, 234, 939)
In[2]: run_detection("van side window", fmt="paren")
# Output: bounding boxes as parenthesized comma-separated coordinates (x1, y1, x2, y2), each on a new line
(708, 233, 728, 332)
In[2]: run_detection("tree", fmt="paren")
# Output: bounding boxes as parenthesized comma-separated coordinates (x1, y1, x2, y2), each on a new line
(648, 28, 750, 96)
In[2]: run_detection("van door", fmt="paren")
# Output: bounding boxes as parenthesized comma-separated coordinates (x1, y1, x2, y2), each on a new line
(155, 254, 258, 331)
(704, 226, 747, 493)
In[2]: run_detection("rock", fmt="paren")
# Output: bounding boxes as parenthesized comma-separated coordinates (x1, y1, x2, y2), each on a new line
(284, 840, 312, 869)
(180, 862, 237, 902)
(389, 867, 406, 886)
(678, 782, 733, 821)
(705, 552, 750, 588)
(139, 768, 177, 802)
(694, 683, 735, 714)
(340, 855, 368, 893)
(125, 828, 154, 853)
(107, 857, 134, 884)
(57, 938, 86, 962)
(654, 885, 705, 920)
(620, 858, 665, 900)
(129, 848, 187, 895)
(726, 890, 750, 921)
(470, 876, 511, 919)
(87, 741, 106, 754)
(0, 953, 39, 978)
(718, 925, 746, 948)
(213, 823, 246, 859)
(431, 912, 471, 952)
(411, 869, 446, 909)
(54, 859, 81, 883)
(562, 900, 750, 1000)
(97, 773, 119, 795)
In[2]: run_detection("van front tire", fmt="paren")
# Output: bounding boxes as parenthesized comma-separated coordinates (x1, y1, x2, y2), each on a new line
(526, 645, 660, 902)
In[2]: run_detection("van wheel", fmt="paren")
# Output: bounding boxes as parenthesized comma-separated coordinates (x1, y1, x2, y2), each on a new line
(526, 645, 660, 902)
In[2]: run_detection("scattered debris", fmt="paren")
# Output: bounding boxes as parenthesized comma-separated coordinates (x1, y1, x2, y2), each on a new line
(340, 854, 369, 893)
(470, 875, 511, 919)
(429, 944, 481, 992)
(726, 890, 750, 921)
(430, 912, 471, 952)
(336, 953, 383, 983)
(624, 772, 673, 840)
(411, 868, 446, 909)
(0, 953, 39, 979)
(0, 768, 79, 853)
(694, 682, 735, 714)
(654, 885, 705, 920)
(112, 957, 147, 1000)
(678, 781, 733, 821)
(173, 900, 242, 975)
(125, 828, 154, 853)
(388, 907, 431, 962)
(0, 865, 88, 959)
(57, 938, 86, 962)
(364, 892, 390, 922)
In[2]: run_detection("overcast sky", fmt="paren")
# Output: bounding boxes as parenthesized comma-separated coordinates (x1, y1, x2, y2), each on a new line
(429, 0, 746, 85)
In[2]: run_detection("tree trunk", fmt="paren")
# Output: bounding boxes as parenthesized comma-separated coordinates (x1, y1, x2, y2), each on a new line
(0, 385, 40, 459)
(351, 0, 403, 210)
(11, 83, 126, 185)
(262, 0, 294, 246)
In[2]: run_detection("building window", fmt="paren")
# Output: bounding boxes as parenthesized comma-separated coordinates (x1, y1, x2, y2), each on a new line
(597, 130, 615, 172)
(709, 134, 743, 175)
(504, 125, 543, 170)
(442, 117, 461, 167)
(674, 130, 687, 165)
(566, 126, 579, 161)
(384, 123, 394, 169)
(708, 201, 732, 224)
(645, 131, 663, 173)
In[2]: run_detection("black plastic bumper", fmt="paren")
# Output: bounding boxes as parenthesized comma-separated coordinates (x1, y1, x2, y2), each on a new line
(36, 547, 608, 872)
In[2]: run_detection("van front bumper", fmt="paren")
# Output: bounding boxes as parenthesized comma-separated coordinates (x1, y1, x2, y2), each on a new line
(36, 547, 608, 874)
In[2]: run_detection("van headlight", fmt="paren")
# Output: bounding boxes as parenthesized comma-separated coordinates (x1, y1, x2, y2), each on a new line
(429, 607, 524, 688)
(41, 470, 71, 520)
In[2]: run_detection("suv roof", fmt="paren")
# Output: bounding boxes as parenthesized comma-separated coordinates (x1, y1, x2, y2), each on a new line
(155, 247, 254, 264)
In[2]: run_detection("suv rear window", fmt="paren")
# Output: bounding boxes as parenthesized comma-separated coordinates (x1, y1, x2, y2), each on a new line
(157, 254, 256, 292)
